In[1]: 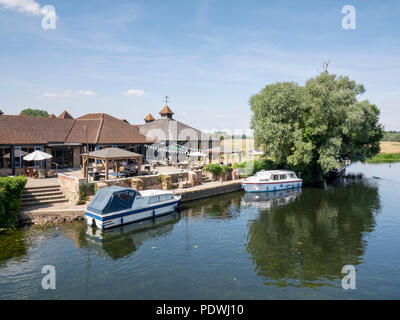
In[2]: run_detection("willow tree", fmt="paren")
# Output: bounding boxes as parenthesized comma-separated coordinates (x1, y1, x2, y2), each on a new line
(250, 71, 383, 182)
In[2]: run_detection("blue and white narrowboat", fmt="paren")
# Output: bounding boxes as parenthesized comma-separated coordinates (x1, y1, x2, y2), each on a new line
(241, 170, 302, 193)
(85, 186, 182, 229)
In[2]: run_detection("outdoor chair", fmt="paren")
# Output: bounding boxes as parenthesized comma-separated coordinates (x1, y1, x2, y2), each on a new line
(38, 169, 45, 179)
(47, 169, 55, 178)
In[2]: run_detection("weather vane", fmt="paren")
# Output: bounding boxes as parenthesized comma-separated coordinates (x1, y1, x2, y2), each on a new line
(164, 96, 170, 105)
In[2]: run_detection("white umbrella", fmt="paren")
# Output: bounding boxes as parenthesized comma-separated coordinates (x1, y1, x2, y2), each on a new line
(23, 150, 53, 161)
(187, 152, 207, 157)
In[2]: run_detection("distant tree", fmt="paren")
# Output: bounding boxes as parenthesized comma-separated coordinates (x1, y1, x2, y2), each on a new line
(250, 71, 383, 183)
(383, 131, 400, 142)
(20, 108, 49, 118)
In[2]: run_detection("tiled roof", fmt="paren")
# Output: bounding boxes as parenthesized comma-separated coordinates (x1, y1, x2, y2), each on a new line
(0, 112, 152, 146)
(0, 115, 74, 144)
(144, 113, 155, 121)
(159, 105, 174, 115)
(77, 113, 116, 120)
(66, 116, 152, 144)
(82, 147, 142, 159)
(58, 110, 74, 119)
(0, 121, 46, 145)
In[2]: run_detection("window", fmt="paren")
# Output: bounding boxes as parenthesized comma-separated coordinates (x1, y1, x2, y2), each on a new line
(280, 175, 286, 180)
(149, 196, 158, 204)
(273, 175, 279, 180)
(159, 194, 168, 202)
(118, 191, 133, 202)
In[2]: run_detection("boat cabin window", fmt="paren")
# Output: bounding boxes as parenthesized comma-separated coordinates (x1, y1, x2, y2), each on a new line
(149, 196, 158, 204)
(289, 173, 295, 178)
(158, 194, 174, 202)
(118, 191, 134, 202)
(280, 174, 286, 180)
(272, 175, 279, 180)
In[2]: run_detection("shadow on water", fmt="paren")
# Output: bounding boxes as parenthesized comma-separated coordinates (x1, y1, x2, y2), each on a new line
(80, 212, 181, 260)
(245, 179, 381, 288)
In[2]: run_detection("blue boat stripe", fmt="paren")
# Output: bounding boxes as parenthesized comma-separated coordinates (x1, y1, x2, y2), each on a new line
(85, 200, 180, 221)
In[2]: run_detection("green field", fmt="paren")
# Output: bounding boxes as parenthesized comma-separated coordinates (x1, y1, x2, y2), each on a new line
(366, 153, 400, 163)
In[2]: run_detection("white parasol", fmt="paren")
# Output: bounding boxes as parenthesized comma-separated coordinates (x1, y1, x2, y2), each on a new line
(23, 150, 53, 161)
(187, 151, 207, 157)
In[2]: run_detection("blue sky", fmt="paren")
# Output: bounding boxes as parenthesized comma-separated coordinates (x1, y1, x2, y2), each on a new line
(0, 0, 399, 131)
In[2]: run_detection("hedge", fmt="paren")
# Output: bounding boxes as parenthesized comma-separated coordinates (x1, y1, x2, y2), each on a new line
(203, 164, 233, 177)
(0, 176, 27, 228)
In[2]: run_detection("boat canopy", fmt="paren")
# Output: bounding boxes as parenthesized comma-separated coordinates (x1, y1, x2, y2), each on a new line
(87, 186, 136, 215)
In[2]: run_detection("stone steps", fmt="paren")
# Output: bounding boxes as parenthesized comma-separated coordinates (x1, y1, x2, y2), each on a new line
(22, 185, 68, 208)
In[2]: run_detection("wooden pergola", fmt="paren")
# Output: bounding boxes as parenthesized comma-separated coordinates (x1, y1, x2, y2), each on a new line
(81, 147, 142, 180)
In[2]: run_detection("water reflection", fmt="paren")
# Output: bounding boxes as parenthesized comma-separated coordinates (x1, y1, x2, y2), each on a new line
(82, 213, 181, 260)
(182, 192, 242, 220)
(246, 180, 380, 288)
(241, 188, 302, 209)
(0, 229, 27, 265)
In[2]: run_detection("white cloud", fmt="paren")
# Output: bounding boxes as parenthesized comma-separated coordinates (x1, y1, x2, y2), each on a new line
(41, 90, 74, 99)
(39, 90, 95, 100)
(123, 89, 145, 96)
(77, 90, 96, 96)
(0, 0, 43, 16)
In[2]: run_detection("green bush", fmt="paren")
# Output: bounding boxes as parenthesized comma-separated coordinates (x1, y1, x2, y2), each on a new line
(221, 165, 233, 174)
(0, 176, 27, 228)
(78, 182, 97, 204)
(234, 159, 276, 176)
(203, 163, 223, 176)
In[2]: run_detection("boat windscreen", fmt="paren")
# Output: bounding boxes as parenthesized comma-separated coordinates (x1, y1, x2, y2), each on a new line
(87, 188, 136, 214)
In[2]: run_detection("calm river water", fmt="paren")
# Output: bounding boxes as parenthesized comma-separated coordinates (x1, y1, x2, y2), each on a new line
(1, 163, 399, 299)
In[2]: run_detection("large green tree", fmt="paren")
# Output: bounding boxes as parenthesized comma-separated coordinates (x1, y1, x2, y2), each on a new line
(250, 71, 383, 183)
(20, 108, 49, 118)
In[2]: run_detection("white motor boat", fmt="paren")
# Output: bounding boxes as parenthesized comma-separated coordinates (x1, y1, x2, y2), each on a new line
(241, 170, 302, 193)
(85, 186, 182, 229)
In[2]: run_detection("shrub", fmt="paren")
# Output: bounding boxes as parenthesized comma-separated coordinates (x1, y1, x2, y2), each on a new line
(221, 165, 233, 174)
(203, 163, 223, 176)
(234, 159, 276, 176)
(77, 182, 97, 204)
(0, 176, 27, 228)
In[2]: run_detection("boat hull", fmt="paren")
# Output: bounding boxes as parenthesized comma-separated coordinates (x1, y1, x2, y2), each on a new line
(85, 200, 181, 229)
(241, 180, 302, 193)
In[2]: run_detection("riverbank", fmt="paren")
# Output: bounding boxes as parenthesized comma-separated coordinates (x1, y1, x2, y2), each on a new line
(19, 180, 243, 226)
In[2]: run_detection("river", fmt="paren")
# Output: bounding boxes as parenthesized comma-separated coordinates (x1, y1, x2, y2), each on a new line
(0, 162, 399, 299)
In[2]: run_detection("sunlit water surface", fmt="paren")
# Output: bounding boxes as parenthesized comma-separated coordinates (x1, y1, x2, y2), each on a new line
(0, 162, 399, 299)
